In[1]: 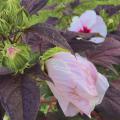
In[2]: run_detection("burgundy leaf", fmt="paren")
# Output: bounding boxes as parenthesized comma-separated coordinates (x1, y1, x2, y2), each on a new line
(95, 5, 120, 16)
(108, 34, 120, 41)
(43, 3, 57, 10)
(68, 39, 97, 53)
(26, 64, 52, 82)
(62, 0, 81, 16)
(22, 75, 40, 120)
(45, 17, 59, 26)
(70, 0, 81, 9)
(86, 38, 120, 70)
(23, 24, 72, 53)
(22, 31, 53, 53)
(21, 0, 48, 15)
(0, 74, 40, 120)
(95, 80, 120, 120)
(0, 67, 12, 75)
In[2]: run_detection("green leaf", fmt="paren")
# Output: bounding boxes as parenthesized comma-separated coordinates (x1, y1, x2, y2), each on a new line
(41, 47, 69, 62)
(0, 18, 11, 35)
(16, 9, 24, 27)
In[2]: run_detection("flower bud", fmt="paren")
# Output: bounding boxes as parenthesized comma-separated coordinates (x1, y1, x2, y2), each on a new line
(42, 48, 109, 117)
(2, 41, 38, 73)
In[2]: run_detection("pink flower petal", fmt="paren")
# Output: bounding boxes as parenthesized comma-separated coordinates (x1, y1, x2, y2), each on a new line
(52, 52, 98, 96)
(46, 58, 76, 89)
(96, 73, 109, 104)
(47, 81, 70, 115)
(79, 10, 96, 28)
(68, 10, 97, 32)
(89, 16, 107, 43)
(47, 81, 81, 117)
(91, 16, 107, 37)
(75, 54, 98, 81)
(68, 16, 82, 32)
(70, 95, 92, 117)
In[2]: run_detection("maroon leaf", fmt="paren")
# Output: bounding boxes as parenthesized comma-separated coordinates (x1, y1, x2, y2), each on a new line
(26, 64, 52, 82)
(68, 39, 97, 53)
(21, 0, 48, 15)
(22, 30, 53, 53)
(45, 17, 59, 26)
(62, 0, 81, 16)
(95, 80, 120, 120)
(0, 67, 12, 75)
(95, 5, 120, 16)
(43, 3, 57, 10)
(70, 0, 81, 9)
(0, 74, 40, 120)
(23, 24, 72, 53)
(22, 75, 40, 120)
(86, 38, 120, 70)
(108, 33, 120, 41)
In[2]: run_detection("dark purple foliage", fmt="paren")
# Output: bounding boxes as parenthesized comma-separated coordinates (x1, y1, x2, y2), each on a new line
(0, 74, 40, 120)
(95, 5, 120, 16)
(86, 38, 120, 70)
(70, 0, 81, 9)
(45, 17, 59, 26)
(21, 0, 48, 15)
(23, 24, 72, 53)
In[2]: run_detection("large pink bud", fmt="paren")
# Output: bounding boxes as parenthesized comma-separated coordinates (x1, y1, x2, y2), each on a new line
(45, 52, 109, 117)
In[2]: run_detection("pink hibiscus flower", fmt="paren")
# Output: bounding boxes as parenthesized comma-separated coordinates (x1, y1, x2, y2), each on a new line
(68, 10, 107, 43)
(46, 52, 109, 117)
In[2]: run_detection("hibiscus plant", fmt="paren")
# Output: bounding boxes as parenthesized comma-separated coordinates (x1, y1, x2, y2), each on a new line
(0, 0, 120, 120)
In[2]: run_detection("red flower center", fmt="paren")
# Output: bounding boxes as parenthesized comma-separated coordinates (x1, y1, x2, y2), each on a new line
(79, 26, 91, 33)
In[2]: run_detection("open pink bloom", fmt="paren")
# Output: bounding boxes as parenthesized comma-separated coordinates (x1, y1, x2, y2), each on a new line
(68, 10, 107, 43)
(46, 52, 109, 117)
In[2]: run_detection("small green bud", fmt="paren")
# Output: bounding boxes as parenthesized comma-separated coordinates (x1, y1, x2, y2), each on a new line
(6, 46, 20, 59)
(2, 41, 39, 73)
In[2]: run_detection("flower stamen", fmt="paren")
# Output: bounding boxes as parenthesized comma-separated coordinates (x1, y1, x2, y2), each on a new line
(79, 26, 91, 33)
